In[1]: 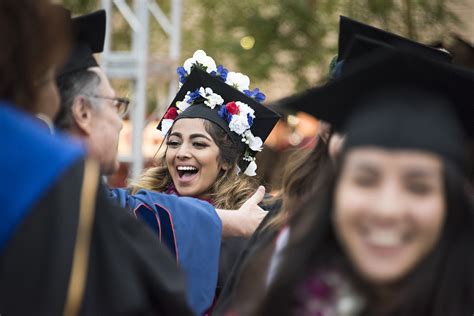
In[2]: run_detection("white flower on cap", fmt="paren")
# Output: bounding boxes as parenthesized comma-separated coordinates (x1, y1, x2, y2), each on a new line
(176, 100, 191, 113)
(229, 114, 251, 135)
(226, 72, 250, 91)
(244, 160, 257, 176)
(160, 119, 174, 136)
(199, 87, 224, 109)
(244, 130, 263, 151)
(236, 101, 255, 118)
(183, 50, 217, 74)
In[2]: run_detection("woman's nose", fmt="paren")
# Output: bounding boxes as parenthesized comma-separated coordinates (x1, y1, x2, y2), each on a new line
(372, 181, 406, 220)
(176, 143, 191, 159)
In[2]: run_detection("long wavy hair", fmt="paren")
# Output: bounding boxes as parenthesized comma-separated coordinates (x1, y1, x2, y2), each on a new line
(131, 118, 259, 209)
(232, 155, 474, 316)
(263, 123, 332, 230)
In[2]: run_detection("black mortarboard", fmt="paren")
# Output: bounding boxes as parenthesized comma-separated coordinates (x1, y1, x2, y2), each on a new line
(276, 15, 453, 116)
(278, 46, 474, 171)
(58, 9, 106, 77)
(337, 15, 452, 63)
(157, 68, 280, 174)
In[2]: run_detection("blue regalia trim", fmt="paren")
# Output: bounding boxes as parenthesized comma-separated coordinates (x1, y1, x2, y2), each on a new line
(132, 203, 162, 239)
(132, 203, 178, 262)
(0, 103, 84, 252)
(153, 204, 178, 262)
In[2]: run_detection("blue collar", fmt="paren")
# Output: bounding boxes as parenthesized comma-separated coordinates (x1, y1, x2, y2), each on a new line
(0, 103, 84, 251)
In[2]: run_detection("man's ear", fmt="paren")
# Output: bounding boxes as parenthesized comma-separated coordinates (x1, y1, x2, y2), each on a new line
(71, 96, 94, 136)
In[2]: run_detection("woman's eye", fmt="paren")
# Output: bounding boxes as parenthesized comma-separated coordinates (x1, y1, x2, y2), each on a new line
(406, 182, 432, 195)
(166, 140, 180, 147)
(193, 142, 207, 148)
(353, 174, 377, 187)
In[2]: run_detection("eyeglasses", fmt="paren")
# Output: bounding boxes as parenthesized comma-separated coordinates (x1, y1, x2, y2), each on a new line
(87, 94, 131, 118)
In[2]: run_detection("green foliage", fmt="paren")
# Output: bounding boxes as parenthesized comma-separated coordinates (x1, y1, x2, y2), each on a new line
(59, 0, 98, 14)
(58, 0, 464, 92)
(190, 0, 463, 90)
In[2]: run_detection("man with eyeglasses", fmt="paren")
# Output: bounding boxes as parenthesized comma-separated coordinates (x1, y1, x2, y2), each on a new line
(55, 10, 129, 175)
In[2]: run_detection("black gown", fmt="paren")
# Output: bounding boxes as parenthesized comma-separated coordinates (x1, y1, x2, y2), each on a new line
(0, 104, 193, 316)
(0, 159, 193, 316)
(213, 199, 282, 315)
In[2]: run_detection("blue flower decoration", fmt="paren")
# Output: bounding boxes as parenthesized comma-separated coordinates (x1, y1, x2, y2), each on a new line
(188, 89, 201, 101)
(177, 66, 187, 84)
(217, 105, 234, 123)
(218, 105, 228, 121)
(210, 65, 229, 82)
(247, 115, 254, 126)
(217, 65, 228, 81)
(244, 88, 266, 103)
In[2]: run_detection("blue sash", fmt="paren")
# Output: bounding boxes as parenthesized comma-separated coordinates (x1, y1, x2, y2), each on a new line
(0, 103, 84, 251)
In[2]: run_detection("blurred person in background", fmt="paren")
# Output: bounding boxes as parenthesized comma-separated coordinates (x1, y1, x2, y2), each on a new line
(55, 9, 127, 176)
(229, 40, 474, 316)
(0, 1, 193, 314)
(213, 16, 455, 315)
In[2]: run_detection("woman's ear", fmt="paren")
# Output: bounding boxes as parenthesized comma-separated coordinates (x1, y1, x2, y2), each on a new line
(221, 161, 232, 171)
(71, 96, 94, 135)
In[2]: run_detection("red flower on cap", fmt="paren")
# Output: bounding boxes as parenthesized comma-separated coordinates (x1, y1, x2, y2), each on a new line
(164, 107, 178, 120)
(226, 101, 239, 115)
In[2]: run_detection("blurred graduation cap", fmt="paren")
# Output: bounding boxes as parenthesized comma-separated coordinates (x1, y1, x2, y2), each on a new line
(58, 9, 106, 77)
(271, 15, 453, 116)
(278, 37, 474, 171)
(337, 15, 452, 63)
(157, 68, 280, 174)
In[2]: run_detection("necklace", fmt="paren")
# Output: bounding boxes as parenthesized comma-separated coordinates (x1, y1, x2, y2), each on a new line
(294, 269, 364, 316)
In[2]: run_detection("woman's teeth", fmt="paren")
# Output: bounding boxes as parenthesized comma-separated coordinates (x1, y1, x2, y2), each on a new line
(177, 166, 198, 171)
(366, 230, 405, 247)
(177, 166, 198, 177)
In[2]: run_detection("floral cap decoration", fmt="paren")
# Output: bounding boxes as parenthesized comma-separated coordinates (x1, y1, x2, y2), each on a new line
(157, 50, 279, 176)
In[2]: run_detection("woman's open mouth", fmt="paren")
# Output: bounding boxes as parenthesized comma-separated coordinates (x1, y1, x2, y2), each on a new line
(176, 165, 199, 183)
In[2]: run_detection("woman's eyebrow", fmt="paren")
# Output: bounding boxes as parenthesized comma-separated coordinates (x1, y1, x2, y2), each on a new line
(169, 132, 182, 138)
(190, 133, 212, 141)
(351, 161, 379, 173)
(403, 168, 439, 179)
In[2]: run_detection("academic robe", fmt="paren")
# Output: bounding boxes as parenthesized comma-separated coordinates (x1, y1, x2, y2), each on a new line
(111, 188, 222, 315)
(213, 200, 282, 315)
(0, 103, 192, 315)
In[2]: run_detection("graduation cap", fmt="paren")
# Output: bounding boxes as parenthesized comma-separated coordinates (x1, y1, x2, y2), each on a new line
(157, 67, 280, 176)
(279, 41, 474, 171)
(278, 15, 453, 116)
(337, 15, 452, 63)
(58, 9, 106, 77)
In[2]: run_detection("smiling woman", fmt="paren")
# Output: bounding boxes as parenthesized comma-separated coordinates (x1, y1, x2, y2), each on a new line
(166, 119, 225, 199)
(334, 148, 446, 285)
(111, 50, 279, 315)
(229, 48, 474, 316)
(131, 50, 279, 210)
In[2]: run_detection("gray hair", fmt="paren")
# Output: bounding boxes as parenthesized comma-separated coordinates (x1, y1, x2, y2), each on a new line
(55, 69, 101, 131)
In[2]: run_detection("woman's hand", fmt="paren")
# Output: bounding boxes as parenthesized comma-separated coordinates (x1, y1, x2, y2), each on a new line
(216, 186, 266, 237)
